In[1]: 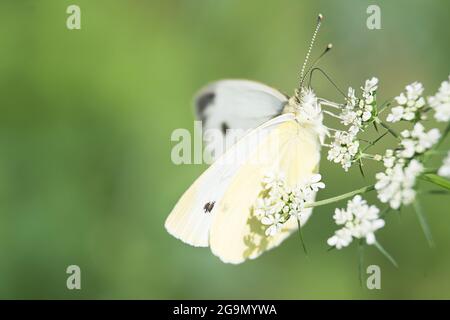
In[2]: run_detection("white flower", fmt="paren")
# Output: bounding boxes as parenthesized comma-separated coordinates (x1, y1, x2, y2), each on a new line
(387, 81, 426, 123)
(428, 76, 450, 122)
(375, 159, 423, 209)
(327, 228, 353, 249)
(363, 77, 378, 95)
(307, 174, 326, 192)
(255, 172, 325, 236)
(406, 82, 424, 101)
(261, 213, 284, 236)
(327, 195, 384, 249)
(337, 78, 378, 137)
(262, 171, 285, 191)
(398, 123, 440, 158)
(383, 149, 396, 168)
(438, 151, 450, 178)
(347, 87, 357, 108)
(327, 131, 360, 171)
(386, 106, 404, 122)
(333, 208, 353, 225)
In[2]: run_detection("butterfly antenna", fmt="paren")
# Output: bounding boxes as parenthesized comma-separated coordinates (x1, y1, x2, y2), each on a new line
(308, 66, 347, 98)
(298, 14, 323, 93)
(300, 43, 333, 88)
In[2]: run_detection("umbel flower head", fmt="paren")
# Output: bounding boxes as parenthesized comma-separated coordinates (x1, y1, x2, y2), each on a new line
(327, 131, 359, 171)
(375, 123, 440, 209)
(375, 159, 423, 209)
(398, 123, 440, 158)
(327, 195, 385, 249)
(387, 82, 426, 123)
(325, 77, 379, 171)
(255, 172, 325, 236)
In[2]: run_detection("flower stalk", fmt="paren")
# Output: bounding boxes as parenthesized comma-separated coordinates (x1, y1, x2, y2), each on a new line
(304, 185, 375, 209)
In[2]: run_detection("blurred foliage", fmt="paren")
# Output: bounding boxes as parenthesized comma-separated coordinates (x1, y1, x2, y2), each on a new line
(0, 0, 449, 299)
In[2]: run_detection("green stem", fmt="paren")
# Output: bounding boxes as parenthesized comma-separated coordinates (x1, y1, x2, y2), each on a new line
(377, 120, 400, 139)
(413, 199, 435, 248)
(374, 241, 398, 268)
(436, 122, 450, 149)
(305, 185, 376, 209)
(377, 97, 394, 115)
(360, 153, 381, 161)
(296, 218, 308, 257)
(362, 130, 389, 153)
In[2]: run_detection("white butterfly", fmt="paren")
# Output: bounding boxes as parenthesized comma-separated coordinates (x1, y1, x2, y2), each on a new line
(165, 14, 330, 264)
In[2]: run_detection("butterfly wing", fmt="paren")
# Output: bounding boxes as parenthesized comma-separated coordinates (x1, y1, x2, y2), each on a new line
(165, 113, 295, 247)
(209, 120, 322, 264)
(195, 80, 288, 158)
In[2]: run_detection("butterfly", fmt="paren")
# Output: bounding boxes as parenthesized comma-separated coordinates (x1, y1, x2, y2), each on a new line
(165, 14, 331, 264)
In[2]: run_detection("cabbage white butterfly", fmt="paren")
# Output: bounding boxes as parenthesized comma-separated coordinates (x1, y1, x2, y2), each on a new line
(165, 14, 330, 264)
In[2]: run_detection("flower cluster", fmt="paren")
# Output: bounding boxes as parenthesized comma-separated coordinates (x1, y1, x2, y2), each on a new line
(375, 123, 440, 209)
(327, 78, 379, 171)
(386, 82, 426, 123)
(255, 172, 325, 236)
(327, 195, 385, 249)
(340, 78, 378, 134)
(428, 76, 450, 122)
(375, 159, 423, 209)
(327, 131, 360, 171)
(398, 123, 441, 158)
(438, 151, 450, 178)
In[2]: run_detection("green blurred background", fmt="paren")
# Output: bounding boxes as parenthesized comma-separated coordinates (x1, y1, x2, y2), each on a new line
(0, 0, 449, 299)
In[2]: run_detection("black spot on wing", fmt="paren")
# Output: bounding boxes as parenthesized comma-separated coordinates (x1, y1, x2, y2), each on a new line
(203, 201, 215, 213)
(220, 122, 229, 134)
(196, 92, 215, 121)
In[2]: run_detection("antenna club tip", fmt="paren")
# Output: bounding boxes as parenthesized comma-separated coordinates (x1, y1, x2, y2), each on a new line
(327, 43, 333, 49)
(318, 13, 324, 21)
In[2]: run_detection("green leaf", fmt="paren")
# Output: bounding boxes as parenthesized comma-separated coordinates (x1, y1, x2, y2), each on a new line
(413, 199, 435, 248)
(358, 159, 365, 178)
(373, 121, 379, 133)
(374, 241, 398, 268)
(420, 174, 450, 191)
(427, 190, 450, 195)
(378, 205, 392, 218)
